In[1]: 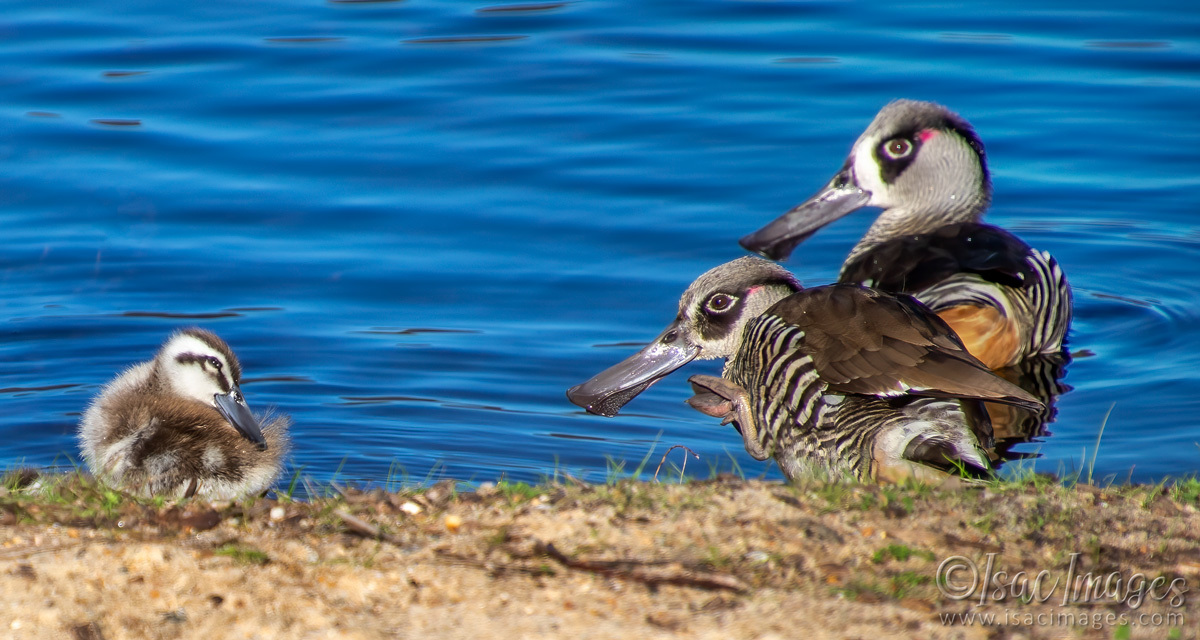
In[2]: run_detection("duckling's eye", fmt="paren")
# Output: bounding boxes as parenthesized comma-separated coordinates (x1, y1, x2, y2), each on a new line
(705, 293, 736, 313)
(208, 356, 221, 369)
(882, 138, 913, 160)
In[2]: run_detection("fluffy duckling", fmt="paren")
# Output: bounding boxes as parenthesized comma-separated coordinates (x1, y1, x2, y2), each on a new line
(79, 328, 289, 500)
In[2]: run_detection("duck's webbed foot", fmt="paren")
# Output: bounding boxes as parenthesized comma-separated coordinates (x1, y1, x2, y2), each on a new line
(686, 375, 741, 425)
(686, 375, 770, 461)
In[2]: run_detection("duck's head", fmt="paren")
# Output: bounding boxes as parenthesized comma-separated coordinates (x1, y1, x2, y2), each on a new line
(156, 328, 267, 450)
(566, 257, 800, 417)
(741, 99, 992, 261)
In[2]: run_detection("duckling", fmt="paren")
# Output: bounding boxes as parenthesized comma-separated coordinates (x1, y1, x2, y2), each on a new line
(567, 257, 1042, 483)
(78, 328, 289, 500)
(741, 100, 1071, 370)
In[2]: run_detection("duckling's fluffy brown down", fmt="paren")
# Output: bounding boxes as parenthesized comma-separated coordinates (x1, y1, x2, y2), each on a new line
(78, 330, 290, 500)
(82, 386, 289, 499)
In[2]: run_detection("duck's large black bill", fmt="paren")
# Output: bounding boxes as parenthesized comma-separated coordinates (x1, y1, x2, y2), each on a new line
(740, 166, 870, 261)
(214, 388, 268, 451)
(566, 324, 699, 417)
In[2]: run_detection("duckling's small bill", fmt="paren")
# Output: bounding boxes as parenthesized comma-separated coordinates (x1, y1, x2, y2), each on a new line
(214, 390, 268, 451)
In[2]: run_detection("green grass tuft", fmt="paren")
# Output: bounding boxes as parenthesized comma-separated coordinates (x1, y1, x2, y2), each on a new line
(1087, 402, 1116, 485)
(871, 544, 935, 564)
(496, 479, 542, 501)
(214, 544, 270, 565)
(1169, 476, 1200, 504)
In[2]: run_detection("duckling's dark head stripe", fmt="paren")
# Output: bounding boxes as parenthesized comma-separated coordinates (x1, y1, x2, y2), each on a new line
(175, 353, 233, 393)
(177, 327, 243, 382)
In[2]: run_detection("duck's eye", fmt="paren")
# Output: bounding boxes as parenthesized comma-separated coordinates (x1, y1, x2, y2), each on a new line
(882, 138, 913, 160)
(208, 356, 222, 369)
(706, 293, 735, 313)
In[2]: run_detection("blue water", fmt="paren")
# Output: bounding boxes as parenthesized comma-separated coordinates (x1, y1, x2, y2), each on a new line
(1, 0, 1198, 488)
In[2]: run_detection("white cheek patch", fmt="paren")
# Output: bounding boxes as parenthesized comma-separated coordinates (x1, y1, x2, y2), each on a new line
(160, 334, 231, 405)
(172, 365, 220, 406)
(852, 139, 889, 207)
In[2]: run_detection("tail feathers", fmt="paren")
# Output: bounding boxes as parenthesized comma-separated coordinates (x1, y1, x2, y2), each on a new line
(907, 351, 1044, 413)
(902, 432, 992, 478)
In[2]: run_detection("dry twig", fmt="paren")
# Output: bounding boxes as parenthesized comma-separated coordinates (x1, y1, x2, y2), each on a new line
(535, 540, 746, 593)
(335, 509, 404, 545)
(653, 445, 700, 482)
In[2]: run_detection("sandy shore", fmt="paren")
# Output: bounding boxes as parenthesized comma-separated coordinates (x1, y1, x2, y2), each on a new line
(1, 474, 1197, 639)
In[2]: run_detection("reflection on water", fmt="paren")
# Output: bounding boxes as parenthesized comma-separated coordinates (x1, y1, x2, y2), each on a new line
(338, 395, 441, 406)
(242, 376, 315, 385)
(1085, 41, 1170, 49)
(1, 384, 83, 395)
(355, 328, 482, 336)
(90, 119, 142, 127)
(265, 38, 346, 45)
(0, 0, 1198, 487)
(988, 353, 1072, 460)
(476, 3, 570, 14)
(120, 311, 243, 319)
(773, 57, 840, 65)
(403, 35, 529, 44)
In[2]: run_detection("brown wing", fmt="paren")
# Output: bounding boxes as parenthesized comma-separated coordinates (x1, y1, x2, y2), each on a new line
(764, 284, 1042, 411)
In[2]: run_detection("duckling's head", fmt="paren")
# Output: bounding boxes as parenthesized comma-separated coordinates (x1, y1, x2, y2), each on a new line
(155, 328, 268, 451)
(567, 257, 801, 416)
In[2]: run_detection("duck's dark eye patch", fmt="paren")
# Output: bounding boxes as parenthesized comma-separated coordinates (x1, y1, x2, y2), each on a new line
(882, 138, 913, 160)
(208, 356, 222, 369)
(874, 135, 921, 183)
(705, 293, 737, 314)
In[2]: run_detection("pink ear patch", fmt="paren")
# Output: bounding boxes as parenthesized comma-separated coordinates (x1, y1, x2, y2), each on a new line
(747, 285, 762, 295)
(918, 129, 938, 143)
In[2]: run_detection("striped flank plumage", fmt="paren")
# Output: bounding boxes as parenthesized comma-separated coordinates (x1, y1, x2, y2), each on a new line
(567, 257, 1043, 483)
